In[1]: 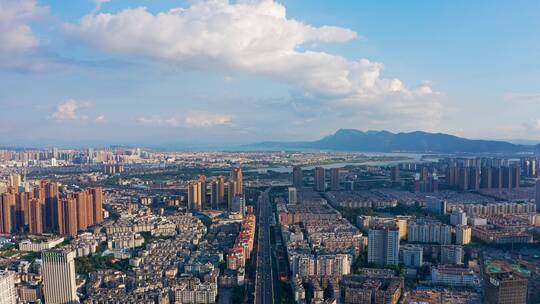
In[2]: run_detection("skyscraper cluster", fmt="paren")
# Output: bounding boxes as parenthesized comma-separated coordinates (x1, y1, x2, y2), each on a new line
(413, 167, 439, 193)
(311, 167, 341, 192)
(0, 179, 103, 237)
(187, 168, 243, 213)
(445, 159, 520, 191)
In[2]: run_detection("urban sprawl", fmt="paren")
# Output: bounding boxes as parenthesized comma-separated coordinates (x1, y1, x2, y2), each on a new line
(0, 148, 539, 304)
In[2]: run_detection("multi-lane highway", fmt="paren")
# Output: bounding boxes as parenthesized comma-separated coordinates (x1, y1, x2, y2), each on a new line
(255, 189, 275, 304)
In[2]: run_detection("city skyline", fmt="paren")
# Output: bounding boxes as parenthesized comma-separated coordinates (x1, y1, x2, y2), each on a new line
(2, 0, 540, 147)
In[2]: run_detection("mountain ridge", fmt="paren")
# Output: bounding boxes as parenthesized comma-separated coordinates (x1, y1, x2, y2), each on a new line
(248, 129, 539, 153)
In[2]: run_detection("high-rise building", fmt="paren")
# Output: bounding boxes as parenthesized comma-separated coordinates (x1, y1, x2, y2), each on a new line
(314, 167, 325, 192)
(62, 197, 78, 237)
(395, 217, 409, 240)
(481, 167, 493, 189)
(231, 168, 243, 194)
(492, 167, 503, 190)
(42, 249, 78, 304)
(408, 220, 452, 245)
(458, 166, 470, 191)
(231, 194, 245, 216)
(88, 187, 103, 224)
(511, 165, 520, 189)
(330, 168, 340, 191)
(0, 193, 15, 234)
(400, 244, 423, 268)
(227, 181, 237, 211)
(28, 198, 43, 235)
(288, 187, 297, 204)
(484, 271, 527, 304)
(43, 181, 60, 233)
(85, 191, 95, 228)
(450, 208, 467, 226)
(456, 225, 472, 245)
(52, 147, 59, 159)
(469, 167, 480, 191)
(75, 192, 88, 231)
(426, 196, 446, 215)
(446, 165, 458, 186)
(15, 192, 29, 228)
(0, 270, 16, 304)
(503, 166, 513, 190)
(210, 180, 218, 209)
(7, 174, 22, 189)
(367, 226, 400, 266)
(440, 245, 463, 265)
(198, 175, 207, 209)
(210, 178, 224, 210)
(188, 181, 202, 211)
(292, 166, 303, 188)
(217, 176, 225, 203)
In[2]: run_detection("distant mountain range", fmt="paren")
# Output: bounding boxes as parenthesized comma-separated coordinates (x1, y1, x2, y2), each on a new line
(248, 129, 540, 153)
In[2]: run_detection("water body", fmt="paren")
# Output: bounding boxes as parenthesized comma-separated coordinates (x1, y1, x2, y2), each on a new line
(249, 153, 429, 173)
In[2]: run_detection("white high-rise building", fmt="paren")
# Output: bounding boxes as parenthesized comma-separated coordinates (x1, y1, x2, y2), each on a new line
(315, 254, 351, 277)
(0, 270, 16, 304)
(42, 249, 78, 304)
(408, 220, 451, 245)
(368, 226, 400, 266)
(288, 187, 298, 204)
(450, 208, 467, 226)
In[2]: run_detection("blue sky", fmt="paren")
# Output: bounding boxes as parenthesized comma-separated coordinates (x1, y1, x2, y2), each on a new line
(1, 0, 540, 148)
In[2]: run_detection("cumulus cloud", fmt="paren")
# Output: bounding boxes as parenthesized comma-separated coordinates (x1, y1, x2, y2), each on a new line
(138, 112, 233, 128)
(0, 0, 58, 71)
(0, 0, 47, 52)
(50, 99, 96, 122)
(65, 0, 442, 125)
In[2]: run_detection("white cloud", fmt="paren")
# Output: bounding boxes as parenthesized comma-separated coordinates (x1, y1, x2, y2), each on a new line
(138, 112, 232, 129)
(50, 99, 95, 122)
(0, 0, 47, 52)
(536, 119, 540, 130)
(138, 116, 183, 127)
(184, 112, 232, 128)
(65, 0, 441, 125)
(504, 92, 540, 103)
(95, 114, 106, 123)
(0, 0, 55, 71)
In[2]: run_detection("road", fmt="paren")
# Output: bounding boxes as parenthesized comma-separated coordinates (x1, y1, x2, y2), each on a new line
(255, 189, 275, 304)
